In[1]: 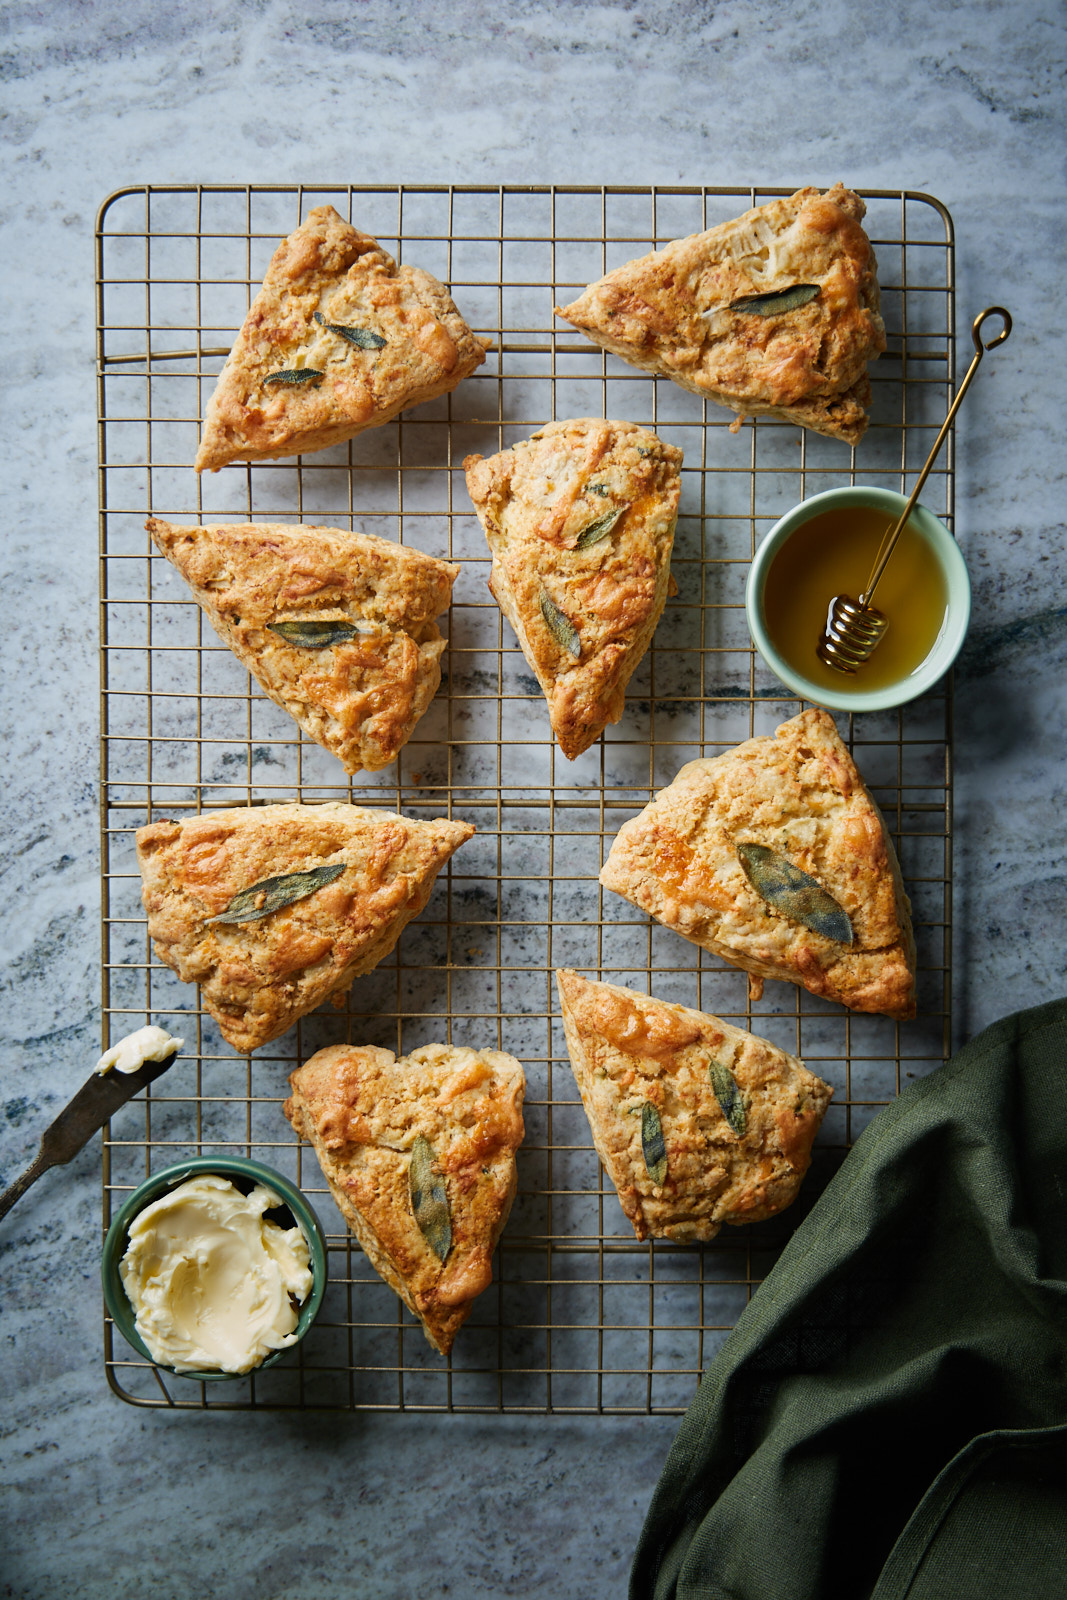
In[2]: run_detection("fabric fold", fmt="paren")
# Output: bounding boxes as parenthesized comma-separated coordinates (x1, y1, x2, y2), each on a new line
(630, 999, 1067, 1600)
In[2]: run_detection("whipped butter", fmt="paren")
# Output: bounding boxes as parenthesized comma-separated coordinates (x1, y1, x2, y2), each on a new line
(120, 1175, 313, 1374)
(96, 1025, 184, 1076)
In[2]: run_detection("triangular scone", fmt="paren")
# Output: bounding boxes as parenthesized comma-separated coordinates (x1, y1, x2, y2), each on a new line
(146, 518, 459, 774)
(600, 709, 916, 1019)
(284, 1042, 525, 1354)
(195, 205, 487, 472)
(136, 803, 474, 1052)
(464, 419, 682, 758)
(556, 185, 885, 445)
(556, 971, 832, 1241)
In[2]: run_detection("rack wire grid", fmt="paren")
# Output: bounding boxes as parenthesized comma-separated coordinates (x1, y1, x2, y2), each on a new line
(96, 184, 955, 1412)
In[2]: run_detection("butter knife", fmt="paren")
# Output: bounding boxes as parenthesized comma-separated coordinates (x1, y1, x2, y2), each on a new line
(0, 1048, 180, 1223)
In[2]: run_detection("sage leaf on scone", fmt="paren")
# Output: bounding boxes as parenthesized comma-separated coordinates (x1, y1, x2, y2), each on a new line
(539, 589, 581, 658)
(409, 1134, 452, 1262)
(737, 842, 854, 945)
(641, 1102, 668, 1186)
(206, 862, 346, 925)
(267, 619, 371, 649)
(573, 505, 627, 551)
(313, 311, 387, 349)
(710, 1062, 746, 1137)
(725, 283, 820, 317)
(263, 368, 324, 387)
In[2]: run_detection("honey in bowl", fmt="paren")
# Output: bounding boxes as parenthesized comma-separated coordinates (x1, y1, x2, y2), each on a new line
(761, 503, 949, 694)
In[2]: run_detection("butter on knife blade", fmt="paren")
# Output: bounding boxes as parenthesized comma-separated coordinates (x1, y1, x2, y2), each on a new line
(96, 1025, 185, 1076)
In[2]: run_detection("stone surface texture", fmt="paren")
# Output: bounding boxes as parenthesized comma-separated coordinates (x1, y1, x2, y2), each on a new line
(1, 2, 1064, 1596)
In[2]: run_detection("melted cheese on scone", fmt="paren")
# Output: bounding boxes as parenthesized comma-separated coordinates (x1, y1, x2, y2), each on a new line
(556, 185, 885, 445)
(136, 803, 474, 1052)
(147, 518, 458, 774)
(557, 971, 832, 1241)
(464, 418, 682, 758)
(195, 205, 487, 471)
(285, 1042, 525, 1354)
(599, 709, 916, 1019)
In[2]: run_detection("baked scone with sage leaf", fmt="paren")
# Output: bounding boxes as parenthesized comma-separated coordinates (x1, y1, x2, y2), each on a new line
(195, 204, 487, 472)
(557, 970, 832, 1241)
(147, 517, 458, 774)
(285, 1041, 525, 1354)
(136, 803, 473, 1053)
(556, 185, 885, 445)
(464, 418, 682, 758)
(599, 709, 916, 1019)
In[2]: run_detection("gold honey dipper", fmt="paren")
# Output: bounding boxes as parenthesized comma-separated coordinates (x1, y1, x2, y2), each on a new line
(817, 305, 1012, 675)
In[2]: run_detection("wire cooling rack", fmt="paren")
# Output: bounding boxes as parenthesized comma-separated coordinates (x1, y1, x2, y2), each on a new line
(96, 184, 955, 1411)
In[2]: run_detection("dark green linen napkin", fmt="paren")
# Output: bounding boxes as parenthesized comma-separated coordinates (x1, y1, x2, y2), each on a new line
(630, 999, 1067, 1600)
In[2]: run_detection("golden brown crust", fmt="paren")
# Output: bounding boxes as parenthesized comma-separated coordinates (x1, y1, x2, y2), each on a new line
(556, 971, 832, 1241)
(599, 709, 916, 1019)
(195, 205, 487, 471)
(284, 1042, 525, 1353)
(556, 186, 885, 445)
(146, 518, 459, 774)
(136, 803, 474, 1052)
(464, 418, 682, 758)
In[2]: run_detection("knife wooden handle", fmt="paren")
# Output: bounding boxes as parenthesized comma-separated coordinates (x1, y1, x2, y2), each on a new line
(0, 1150, 53, 1222)
(0, 1047, 180, 1225)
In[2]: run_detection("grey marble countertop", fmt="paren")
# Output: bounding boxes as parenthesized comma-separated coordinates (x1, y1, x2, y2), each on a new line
(2, 4, 1065, 1597)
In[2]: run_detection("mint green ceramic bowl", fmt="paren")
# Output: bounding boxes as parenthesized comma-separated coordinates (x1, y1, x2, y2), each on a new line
(101, 1155, 328, 1382)
(745, 486, 971, 713)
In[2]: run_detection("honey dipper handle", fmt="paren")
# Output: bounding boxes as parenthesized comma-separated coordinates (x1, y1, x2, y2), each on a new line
(860, 306, 1012, 607)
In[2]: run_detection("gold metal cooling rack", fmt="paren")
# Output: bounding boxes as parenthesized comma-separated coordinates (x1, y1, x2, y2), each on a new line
(96, 185, 956, 1412)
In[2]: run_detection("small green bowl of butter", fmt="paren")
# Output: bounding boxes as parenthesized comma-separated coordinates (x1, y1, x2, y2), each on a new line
(101, 1155, 328, 1381)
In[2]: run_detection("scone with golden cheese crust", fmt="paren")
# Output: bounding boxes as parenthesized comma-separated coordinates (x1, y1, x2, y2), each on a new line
(556, 185, 885, 445)
(599, 709, 916, 1019)
(146, 518, 458, 775)
(285, 1042, 525, 1354)
(556, 971, 832, 1241)
(195, 205, 487, 471)
(464, 418, 682, 758)
(137, 803, 474, 1052)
